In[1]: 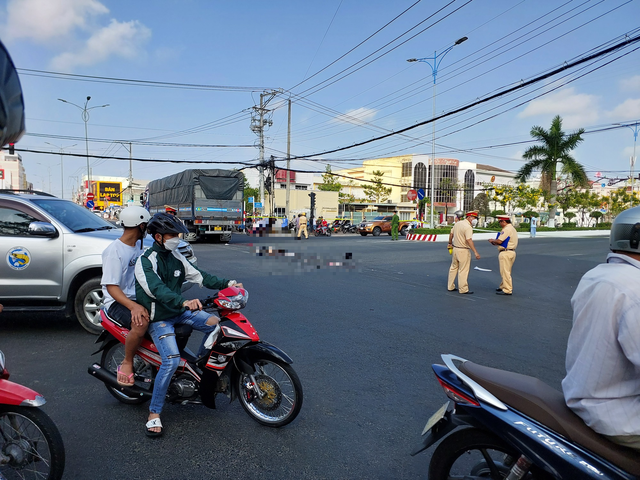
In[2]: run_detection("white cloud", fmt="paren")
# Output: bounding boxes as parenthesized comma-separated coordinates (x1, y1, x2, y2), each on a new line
(607, 98, 640, 121)
(51, 19, 151, 70)
(620, 75, 640, 92)
(332, 107, 377, 126)
(517, 87, 599, 129)
(3, 0, 108, 43)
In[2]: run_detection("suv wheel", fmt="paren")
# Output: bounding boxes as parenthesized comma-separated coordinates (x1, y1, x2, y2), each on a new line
(74, 277, 104, 334)
(372, 227, 381, 236)
(401, 226, 408, 236)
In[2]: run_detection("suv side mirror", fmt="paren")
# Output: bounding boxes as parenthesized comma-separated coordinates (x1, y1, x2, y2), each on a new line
(28, 221, 58, 238)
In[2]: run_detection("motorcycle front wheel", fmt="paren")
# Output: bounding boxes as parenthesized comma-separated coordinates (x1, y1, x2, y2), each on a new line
(237, 357, 303, 428)
(429, 428, 552, 480)
(0, 406, 65, 480)
(101, 342, 154, 405)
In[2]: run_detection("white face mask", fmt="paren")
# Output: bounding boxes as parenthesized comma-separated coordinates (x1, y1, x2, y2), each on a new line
(163, 237, 181, 251)
(471, 218, 478, 227)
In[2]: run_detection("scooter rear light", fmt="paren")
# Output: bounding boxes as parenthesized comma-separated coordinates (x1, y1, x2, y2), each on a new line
(437, 377, 480, 406)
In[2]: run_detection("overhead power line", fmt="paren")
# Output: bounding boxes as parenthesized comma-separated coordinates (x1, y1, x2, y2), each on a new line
(25, 132, 253, 148)
(287, 32, 640, 160)
(16, 68, 276, 92)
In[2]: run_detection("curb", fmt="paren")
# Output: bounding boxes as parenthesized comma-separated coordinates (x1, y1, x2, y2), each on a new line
(404, 230, 611, 242)
(405, 233, 438, 242)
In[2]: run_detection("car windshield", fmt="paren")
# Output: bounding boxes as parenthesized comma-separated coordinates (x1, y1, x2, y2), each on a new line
(31, 199, 116, 232)
(373, 216, 386, 220)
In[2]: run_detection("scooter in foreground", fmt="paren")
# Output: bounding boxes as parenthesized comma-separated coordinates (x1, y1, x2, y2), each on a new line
(88, 287, 303, 428)
(412, 354, 640, 480)
(0, 350, 65, 480)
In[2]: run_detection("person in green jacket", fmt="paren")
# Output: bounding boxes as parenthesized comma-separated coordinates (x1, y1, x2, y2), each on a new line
(391, 210, 400, 240)
(135, 212, 243, 437)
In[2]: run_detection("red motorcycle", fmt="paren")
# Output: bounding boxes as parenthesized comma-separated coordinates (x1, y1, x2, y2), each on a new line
(0, 350, 65, 480)
(88, 287, 303, 427)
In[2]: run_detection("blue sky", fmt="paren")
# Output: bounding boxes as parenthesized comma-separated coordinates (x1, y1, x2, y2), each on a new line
(1, 0, 639, 197)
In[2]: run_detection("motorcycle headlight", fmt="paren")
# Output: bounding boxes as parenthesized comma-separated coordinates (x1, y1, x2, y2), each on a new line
(218, 290, 249, 310)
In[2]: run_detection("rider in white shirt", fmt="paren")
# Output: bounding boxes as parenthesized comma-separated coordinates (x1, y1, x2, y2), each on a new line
(562, 205, 640, 451)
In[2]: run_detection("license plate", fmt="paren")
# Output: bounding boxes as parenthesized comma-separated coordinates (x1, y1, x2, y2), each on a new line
(214, 226, 222, 231)
(422, 402, 449, 436)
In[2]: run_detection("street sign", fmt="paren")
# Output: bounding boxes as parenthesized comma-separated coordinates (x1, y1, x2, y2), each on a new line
(254, 202, 263, 208)
(86, 200, 94, 209)
(417, 188, 425, 200)
(87, 192, 95, 201)
(248, 197, 254, 203)
(0, 169, 4, 180)
(600, 208, 607, 213)
(601, 183, 606, 188)
(407, 189, 417, 201)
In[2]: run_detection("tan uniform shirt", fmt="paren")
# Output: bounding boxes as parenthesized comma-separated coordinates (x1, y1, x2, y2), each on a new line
(452, 219, 473, 249)
(496, 223, 518, 250)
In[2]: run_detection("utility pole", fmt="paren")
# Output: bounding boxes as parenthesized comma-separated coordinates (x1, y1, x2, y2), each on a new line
(128, 142, 133, 202)
(285, 98, 292, 220)
(250, 89, 282, 216)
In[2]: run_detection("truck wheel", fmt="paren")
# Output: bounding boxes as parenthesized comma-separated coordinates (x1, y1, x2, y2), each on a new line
(221, 232, 232, 243)
(74, 277, 104, 334)
(372, 227, 381, 236)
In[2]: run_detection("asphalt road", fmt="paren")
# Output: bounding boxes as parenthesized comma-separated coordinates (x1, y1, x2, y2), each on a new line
(0, 233, 610, 480)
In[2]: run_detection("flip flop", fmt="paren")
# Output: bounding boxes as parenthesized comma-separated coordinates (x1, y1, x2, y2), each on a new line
(117, 365, 135, 387)
(145, 418, 163, 437)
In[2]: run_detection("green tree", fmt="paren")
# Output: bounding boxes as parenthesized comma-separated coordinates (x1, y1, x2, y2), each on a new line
(514, 184, 543, 213)
(318, 165, 342, 192)
(243, 178, 260, 215)
(487, 184, 518, 212)
(590, 211, 603, 226)
(556, 189, 578, 218)
(362, 170, 392, 203)
(515, 115, 587, 226)
(471, 192, 490, 221)
(439, 177, 460, 219)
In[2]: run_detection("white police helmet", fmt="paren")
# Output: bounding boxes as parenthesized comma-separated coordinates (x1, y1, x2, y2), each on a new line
(119, 206, 150, 228)
(610, 205, 640, 254)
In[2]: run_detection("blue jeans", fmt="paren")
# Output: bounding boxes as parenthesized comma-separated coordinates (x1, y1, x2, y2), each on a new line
(148, 310, 217, 414)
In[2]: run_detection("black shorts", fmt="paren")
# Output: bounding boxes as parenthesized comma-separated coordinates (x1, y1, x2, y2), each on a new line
(106, 302, 132, 329)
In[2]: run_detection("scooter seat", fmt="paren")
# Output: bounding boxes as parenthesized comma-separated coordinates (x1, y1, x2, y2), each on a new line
(459, 361, 640, 476)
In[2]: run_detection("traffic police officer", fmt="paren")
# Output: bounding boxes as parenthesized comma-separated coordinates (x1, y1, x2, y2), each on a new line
(391, 210, 400, 240)
(447, 211, 481, 294)
(489, 214, 519, 295)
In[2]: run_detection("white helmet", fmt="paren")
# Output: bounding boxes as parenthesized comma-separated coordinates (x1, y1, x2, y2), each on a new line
(119, 206, 150, 227)
(610, 205, 640, 254)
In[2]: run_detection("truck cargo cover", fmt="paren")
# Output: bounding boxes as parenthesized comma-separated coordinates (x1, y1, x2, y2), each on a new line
(147, 169, 243, 206)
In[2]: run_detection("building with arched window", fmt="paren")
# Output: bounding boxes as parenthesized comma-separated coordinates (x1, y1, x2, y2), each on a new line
(332, 154, 518, 223)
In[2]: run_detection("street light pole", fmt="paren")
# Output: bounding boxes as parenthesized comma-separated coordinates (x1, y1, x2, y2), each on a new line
(408, 36, 467, 227)
(44, 142, 77, 199)
(58, 96, 109, 199)
(620, 122, 639, 198)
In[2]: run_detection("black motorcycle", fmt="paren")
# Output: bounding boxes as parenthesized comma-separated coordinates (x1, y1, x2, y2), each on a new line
(413, 354, 640, 479)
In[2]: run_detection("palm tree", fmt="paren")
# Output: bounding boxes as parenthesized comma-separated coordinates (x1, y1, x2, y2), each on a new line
(515, 115, 587, 226)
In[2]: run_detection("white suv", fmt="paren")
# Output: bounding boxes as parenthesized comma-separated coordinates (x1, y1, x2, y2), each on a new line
(0, 191, 196, 333)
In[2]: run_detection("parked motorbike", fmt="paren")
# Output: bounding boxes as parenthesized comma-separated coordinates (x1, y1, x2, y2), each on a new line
(348, 224, 359, 234)
(340, 221, 353, 234)
(88, 287, 303, 428)
(412, 354, 640, 479)
(0, 350, 65, 480)
(331, 221, 343, 234)
(314, 224, 331, 237)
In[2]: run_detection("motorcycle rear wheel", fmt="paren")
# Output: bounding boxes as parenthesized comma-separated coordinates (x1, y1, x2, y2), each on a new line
(429, 428, 552, 480)
(237, 357, 303, 428)
(101, 342, 154, 405)
(0, 406, 65, 480)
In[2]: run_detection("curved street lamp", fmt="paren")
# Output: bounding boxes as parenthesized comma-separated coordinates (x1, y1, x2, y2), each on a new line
(58, 96, 109, 197)
(408, 36, 468, 227)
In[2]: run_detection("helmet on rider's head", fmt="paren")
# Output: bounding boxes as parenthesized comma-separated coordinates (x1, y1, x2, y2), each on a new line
(119, 206, 150, 227)
(454, 210, 464, 219)
(147, 212, 189, 237)
(610, 205, 640, 254)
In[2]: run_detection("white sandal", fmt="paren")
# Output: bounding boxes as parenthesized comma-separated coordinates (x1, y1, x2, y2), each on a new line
(145, 417, 163, 437)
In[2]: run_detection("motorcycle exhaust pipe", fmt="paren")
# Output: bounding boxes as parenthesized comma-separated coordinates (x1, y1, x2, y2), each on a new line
(88, 363, 152, 400)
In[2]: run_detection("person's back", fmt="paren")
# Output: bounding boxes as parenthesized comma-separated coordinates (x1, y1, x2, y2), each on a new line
(562, 205, 640, 451)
